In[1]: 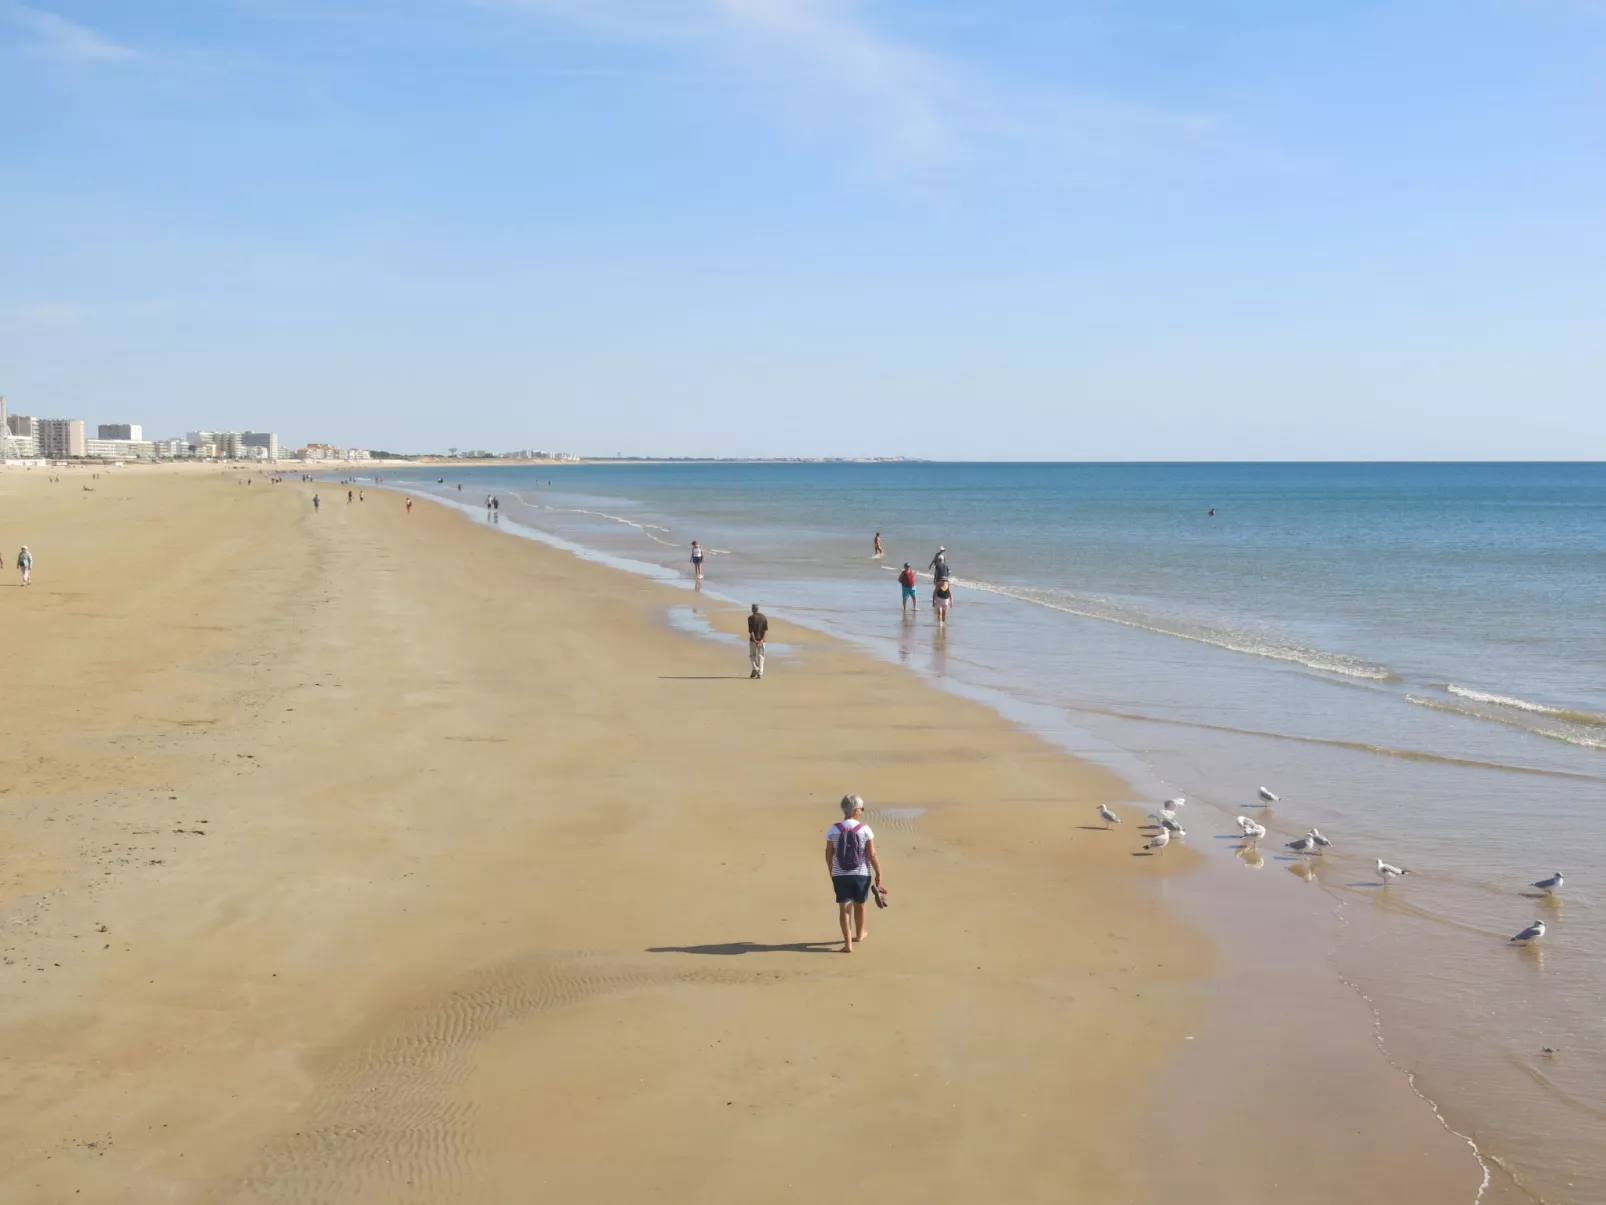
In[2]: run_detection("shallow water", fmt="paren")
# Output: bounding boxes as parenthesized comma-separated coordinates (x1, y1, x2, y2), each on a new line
(378, 462, 1604, 1203)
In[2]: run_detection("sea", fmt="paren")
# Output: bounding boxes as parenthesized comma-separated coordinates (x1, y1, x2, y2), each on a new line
(365, 461, 1604, 1203)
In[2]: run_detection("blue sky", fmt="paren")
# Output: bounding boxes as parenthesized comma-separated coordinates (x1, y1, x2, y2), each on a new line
(2, 0, 1602, 458)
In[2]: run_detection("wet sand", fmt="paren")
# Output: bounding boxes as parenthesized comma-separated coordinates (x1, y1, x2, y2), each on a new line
(0, 467, 1481, 1202)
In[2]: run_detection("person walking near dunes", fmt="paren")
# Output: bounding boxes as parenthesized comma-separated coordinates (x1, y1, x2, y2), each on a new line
(898, 562, 918, 614)
(690, 540, 704, 580)
(826, 794, 884, 954)
(16, 545, 32, 586)
(747, 604, 768, 679)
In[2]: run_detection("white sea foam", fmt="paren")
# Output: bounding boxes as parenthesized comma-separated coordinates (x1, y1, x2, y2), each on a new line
(1447, 684, 1606, 727)
(954, 577, 1394, 681)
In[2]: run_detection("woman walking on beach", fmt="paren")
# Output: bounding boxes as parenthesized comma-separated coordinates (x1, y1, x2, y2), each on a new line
(825, 794, 885, 954)
(690, 541, 704, 581)
(933, 576, 954, 625)
(16, 545, 32, 586)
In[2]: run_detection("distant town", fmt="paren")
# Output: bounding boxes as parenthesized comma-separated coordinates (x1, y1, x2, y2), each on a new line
(0, 398, 578, 466)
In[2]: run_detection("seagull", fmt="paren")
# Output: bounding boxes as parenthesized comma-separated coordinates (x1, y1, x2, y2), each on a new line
(1238, 819, 1267, 840)
(1143, 829, 1171, 853)
(1165, 797, 1187, 809)
(1286, 834, 1318, 857)
(1258, 787, 1279, 803)
(1532, 873, 1564, 894)
(1098, 804, 1121, 829)
(1308, 828, 1334, 852)
(1377, 859, 1411, 882)
(1159, 817, 1185, 835)
(1510, 919, 1546, 944)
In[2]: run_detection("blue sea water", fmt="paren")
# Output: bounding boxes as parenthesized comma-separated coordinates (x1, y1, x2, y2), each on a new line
(376, 461, 1604, 1204)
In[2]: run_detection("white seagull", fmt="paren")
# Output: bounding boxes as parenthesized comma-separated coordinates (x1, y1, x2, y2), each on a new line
(1308, 828, 1333, 852)
(1531, 873, 1564, 894)
(1377, 859, 1411, 882)
(1286, 834, 1318, 857)
(1143, 829, 1171, 853)
(1098, 804, 1121, 829)
(1165, 796, 1187, 809)
(1258, 787, 1279, 803)
(1510, 919, 1546, 944)
(1239, 819, 1267, 840)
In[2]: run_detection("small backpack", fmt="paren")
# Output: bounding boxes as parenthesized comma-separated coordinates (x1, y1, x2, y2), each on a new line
(835, 821, 865, 873)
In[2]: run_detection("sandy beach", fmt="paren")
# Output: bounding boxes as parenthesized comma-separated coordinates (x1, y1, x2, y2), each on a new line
(0, 467, 1483, 1203)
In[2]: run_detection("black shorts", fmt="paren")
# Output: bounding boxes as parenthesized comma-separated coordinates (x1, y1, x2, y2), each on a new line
(833, 875, 872, 904)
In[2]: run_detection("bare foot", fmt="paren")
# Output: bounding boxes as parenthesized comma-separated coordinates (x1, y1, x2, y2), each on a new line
(839, 942, 854, 953)
(855, 931, 869, 942)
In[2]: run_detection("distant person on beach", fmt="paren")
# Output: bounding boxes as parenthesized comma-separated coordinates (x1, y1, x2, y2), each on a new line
(747, 604, 767, 679)
(898, 563, 918, 613)
(933, 576, 954, 625)
(347, 490, 353, 504)
(1208, 508, 1216, 517)
(929, 547, 950, 582)
(405, 497, 413, 514)
(690, 541, 704, 580)
(874, 532, 883, 557)
(312, 494, 320, 511)
(826, 794, 884, 954)
(17, 545, 32, 586)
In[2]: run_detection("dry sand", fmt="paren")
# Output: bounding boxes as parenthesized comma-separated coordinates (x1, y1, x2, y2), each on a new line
(0, 467, 1482, 1203)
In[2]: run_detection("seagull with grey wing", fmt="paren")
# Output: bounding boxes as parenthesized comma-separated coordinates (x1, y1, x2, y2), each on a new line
(1510, 920, 1546, 944)
(1258, 787, 1279, 804)
(1377, 859, 1411, 883)
(1286, 834, 1319, 857)
(1237, 816, 1267, 840)
(1531, 873, 1564, 894)
(1308, 828, 1333, 853)
(1143, 829, 1171, 853)
(1098, 804, 1121, 829)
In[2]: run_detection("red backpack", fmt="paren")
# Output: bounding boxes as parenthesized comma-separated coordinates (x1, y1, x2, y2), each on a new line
(898, 568, 916, 588)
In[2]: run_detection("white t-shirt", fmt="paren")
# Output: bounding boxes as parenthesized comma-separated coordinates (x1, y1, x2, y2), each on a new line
(827, 820, 875, 877)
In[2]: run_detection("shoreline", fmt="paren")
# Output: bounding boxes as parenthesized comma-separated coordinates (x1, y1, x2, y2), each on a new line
(0, 470, 1483, 1202)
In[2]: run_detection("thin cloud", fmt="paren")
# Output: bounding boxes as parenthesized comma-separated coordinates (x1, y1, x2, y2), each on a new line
(2, 2, 138, 63)
(1, 301, 84, 325)
(490, 0, 955, 160)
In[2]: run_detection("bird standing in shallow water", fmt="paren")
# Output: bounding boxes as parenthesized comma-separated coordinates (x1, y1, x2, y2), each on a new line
(1531, 873, 1564, 894)
(1308, 828, 1333, 853)
(1377, 859, 1411, 883)
(1510, 920, 1546, 944)
(1258, 787, 1279, 804)
(1286, 834, 1318, 857)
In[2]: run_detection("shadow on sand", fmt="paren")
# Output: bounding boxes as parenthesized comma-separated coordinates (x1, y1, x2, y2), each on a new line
(647, 940, 840, 956)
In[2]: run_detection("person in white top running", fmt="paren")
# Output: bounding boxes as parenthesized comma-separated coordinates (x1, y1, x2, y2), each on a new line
(825, 794, 884, 953)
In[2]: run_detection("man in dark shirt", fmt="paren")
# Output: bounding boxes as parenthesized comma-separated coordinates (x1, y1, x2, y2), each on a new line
(747, 604, 768, 679)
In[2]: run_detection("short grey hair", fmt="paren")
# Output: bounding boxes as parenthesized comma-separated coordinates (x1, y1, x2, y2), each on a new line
(840, 794, 865, 815)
